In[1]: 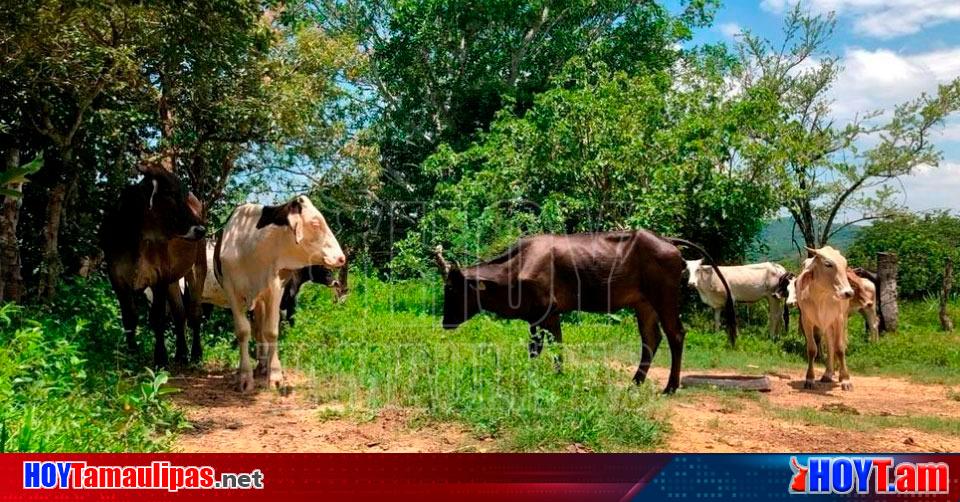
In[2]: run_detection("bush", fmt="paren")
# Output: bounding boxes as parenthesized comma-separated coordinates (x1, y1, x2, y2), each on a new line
(0, 280, 184, 452)
(848, 212, 960, 298)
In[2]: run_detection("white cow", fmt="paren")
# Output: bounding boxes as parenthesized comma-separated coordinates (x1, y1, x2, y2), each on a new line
(793, 246, 856, 391)
(685, 260, 790, 335)
(216, 195, 345, 392)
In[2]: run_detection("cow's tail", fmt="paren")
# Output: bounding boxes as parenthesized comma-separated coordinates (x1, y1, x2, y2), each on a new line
(666, 237, 738, 347)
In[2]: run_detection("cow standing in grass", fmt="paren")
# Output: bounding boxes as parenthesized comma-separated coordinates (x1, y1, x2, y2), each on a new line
(685, 260, 791, 336)
(785, 263, 880, 342)
(214, 196, 345, 392)
(433, 231, 736, 394)
(793, 246, 856, 391)
(101, 164, 207, 367)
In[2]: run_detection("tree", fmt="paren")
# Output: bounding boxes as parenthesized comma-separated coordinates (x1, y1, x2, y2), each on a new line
(0, 0, 150, 298)
(734, 6, 960, 249)
(391, 61, 777, 275)
(849, 212, 960, 298)
(325, 0, 721, 265)
(0, 152, 41, 302)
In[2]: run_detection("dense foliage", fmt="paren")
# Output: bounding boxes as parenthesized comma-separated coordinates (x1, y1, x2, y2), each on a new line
(0, 281, 183, 452)
(849, 212, 960, 298)
(392, 62, 775, 273)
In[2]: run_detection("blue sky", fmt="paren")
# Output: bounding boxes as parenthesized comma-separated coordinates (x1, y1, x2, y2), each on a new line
(687, 0, 960, 212)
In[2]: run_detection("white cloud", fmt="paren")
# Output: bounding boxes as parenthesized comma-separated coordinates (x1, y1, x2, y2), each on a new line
(894, 161, 960, 211)
(761, 0, 960, 39)
(829, 46, 960, 120)
(718, 22, 743, 39)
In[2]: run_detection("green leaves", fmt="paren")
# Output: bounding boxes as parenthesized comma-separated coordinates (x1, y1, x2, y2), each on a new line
(392, 64, 776, 274)
(0, 154, 42, 199)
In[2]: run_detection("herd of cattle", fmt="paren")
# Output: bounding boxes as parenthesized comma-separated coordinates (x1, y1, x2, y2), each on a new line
(100, 165, 881, 394)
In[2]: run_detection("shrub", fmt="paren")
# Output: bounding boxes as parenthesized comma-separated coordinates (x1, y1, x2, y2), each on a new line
(0, 281, 184, 452)
(848, 212, 960, 298)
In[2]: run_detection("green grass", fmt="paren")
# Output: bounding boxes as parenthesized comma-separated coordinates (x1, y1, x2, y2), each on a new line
(256, 275, 960, 451)
(0, 279, 185, 452)
(5, 273, 959, 452)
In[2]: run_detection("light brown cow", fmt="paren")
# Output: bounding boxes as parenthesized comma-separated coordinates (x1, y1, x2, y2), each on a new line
(215, 195, 345, 392)
(786, 262, 879, 342)
(794, 246, 856, 391)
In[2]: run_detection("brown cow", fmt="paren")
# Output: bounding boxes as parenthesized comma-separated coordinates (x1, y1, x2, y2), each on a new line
(794, 246, 856, 391)
(434, 231, 736, 394)
(101, 164, 207, 367)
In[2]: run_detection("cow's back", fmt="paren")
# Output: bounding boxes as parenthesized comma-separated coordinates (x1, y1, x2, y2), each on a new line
(517, 231, 683, 313)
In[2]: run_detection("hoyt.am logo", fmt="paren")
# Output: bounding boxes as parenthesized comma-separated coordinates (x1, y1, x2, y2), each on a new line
(789, 456, 949, 495)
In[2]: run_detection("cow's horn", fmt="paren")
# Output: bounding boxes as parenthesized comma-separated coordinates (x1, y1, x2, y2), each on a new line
(433, 245, 451, 275)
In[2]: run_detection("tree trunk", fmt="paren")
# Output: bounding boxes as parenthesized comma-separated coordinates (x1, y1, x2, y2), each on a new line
(38, 180, 68, 300)
(0, 147, 24, 303)
(877, 252, 899, 333)
(940, 259, 954, 332)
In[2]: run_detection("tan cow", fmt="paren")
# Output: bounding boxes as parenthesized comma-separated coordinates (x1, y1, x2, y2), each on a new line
(215, 195, 345, 392)
(786, 262, 879, 342)
(793, 246, 856, 391)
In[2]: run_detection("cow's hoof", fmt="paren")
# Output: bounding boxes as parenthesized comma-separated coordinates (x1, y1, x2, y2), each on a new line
(239, 372, 256, 393)
(820, 374, 836, 383)
(803, 379, 816, 390)
(662, 385, 678, 395)
(841, 382, 853, 391)
(268, 370, 284, 390)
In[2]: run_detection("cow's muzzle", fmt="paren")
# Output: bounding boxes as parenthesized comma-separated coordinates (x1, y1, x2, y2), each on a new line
(181, 225, 207, 241)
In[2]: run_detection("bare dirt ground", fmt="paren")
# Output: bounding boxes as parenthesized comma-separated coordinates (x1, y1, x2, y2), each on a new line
(170, 365, 960, 453)
(169, 368, 488, 453)
(643, 367, 960, 453)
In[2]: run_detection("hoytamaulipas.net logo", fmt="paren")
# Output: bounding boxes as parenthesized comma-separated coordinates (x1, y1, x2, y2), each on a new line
(789, 456, 949, 495)
(23, 461, 264, 492)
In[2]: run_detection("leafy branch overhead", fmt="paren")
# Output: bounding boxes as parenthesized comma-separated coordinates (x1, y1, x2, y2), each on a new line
(735, 4, 960, 248)
(0, 155, 42, 199)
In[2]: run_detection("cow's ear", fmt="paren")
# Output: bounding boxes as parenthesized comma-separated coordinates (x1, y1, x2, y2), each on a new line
(288, 211, 304, 244)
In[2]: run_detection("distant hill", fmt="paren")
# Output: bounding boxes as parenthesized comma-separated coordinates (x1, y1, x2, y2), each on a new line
(748, 217, 861, 264)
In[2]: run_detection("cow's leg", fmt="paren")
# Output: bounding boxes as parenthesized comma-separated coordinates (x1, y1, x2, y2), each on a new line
(261, 281, 284, 389)
(713, 308, 721, 332)
(768, 297, 783, 336)
(864, 308, 879, 343)
(632, 301, 662, 385)
(801, 313, 817, 389)
(114, 283, 139, 355)
(185, 262, 205, 364)
(252, 300, 269, 377)
(149, 284, 170, 368)
(541, 314, 563, 373)
(819, 326, 836, 383)
(167, 282, 188, 365)
(227, 291, 255, 392)
(835, 323, 852, 391)
(528, 324, 545, 358)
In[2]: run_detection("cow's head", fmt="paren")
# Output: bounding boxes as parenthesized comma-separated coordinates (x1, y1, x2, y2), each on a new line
(434, 246, 485, 329)
(805, 246, 854, 300)
(303, 264, 349, 303)
(439, 267, 494, 329)
(773, 271, 795, 300)
(138, 163, 206, 241)
(684, 259, 704, 288)
(257, 195, 346, 268)
(785, 277, 798, 306)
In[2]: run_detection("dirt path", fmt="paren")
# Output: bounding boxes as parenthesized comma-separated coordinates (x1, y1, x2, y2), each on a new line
(169, 368, 487, 453)
(169, 365, 960, 453)
(643, 367, 960, 453)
